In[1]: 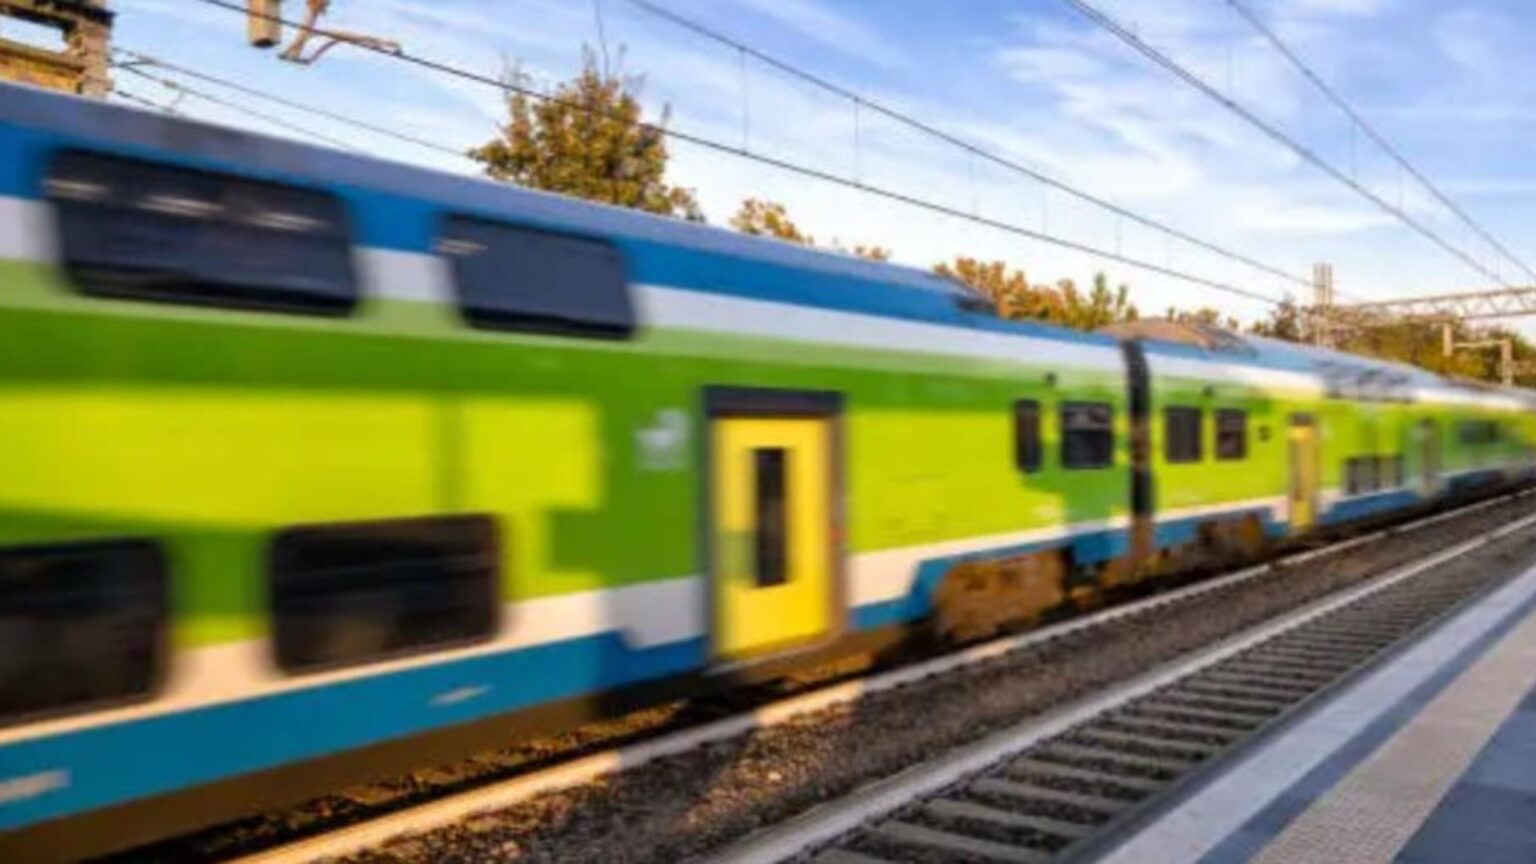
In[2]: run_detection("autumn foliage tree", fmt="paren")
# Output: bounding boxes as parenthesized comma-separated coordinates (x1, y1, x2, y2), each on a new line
(730, 198, 891, 261)
(934, 258, 1138, 331)
(470, 49, 703, 220)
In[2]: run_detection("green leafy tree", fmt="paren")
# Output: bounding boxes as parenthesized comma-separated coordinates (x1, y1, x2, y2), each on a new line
(470, 49, 703, 220)
(1247, 295, 1309, 343)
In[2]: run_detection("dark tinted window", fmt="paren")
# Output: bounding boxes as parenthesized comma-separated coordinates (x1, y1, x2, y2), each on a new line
(441, 215, 633, 338)
(47, 149, 355, 315)
(1216, 409, 1248, 461)
(753, 448, 789, 587)
(1164, 406, 1202, 464)
(269, 515, 499, 674)
(1062, 401, 1114, 469)
(1459, 420, 1499, 446)
(1381, 454, 1404, 488)
(0, 539, 166, 726)
(1014, 400, 1042, 473)
(1345, 456, 1380, 495)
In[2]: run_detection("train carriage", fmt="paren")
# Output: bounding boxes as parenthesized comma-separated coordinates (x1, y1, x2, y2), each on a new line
(0, 82, 1533, 860)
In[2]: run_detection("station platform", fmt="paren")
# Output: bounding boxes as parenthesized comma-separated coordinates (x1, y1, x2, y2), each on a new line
(1095, 557, 1536, 864)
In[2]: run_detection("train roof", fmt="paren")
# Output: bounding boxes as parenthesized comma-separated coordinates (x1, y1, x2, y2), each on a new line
(1, 82, 1532, 408)
(0, 82, 1124, 352)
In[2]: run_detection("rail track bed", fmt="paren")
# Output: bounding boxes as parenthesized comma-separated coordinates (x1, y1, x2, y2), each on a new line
(787, 515, 1536, 864)
(107, 490, 1536, 864)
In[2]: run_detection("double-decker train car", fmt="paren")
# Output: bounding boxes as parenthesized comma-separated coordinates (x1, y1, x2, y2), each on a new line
(1, 83, 1533, 860)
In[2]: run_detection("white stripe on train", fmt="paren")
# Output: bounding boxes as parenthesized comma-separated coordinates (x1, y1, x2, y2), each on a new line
(0, 495, 1292, 748)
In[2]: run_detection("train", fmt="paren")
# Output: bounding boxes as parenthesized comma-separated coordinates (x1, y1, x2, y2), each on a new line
(1, 80, 1534, 861)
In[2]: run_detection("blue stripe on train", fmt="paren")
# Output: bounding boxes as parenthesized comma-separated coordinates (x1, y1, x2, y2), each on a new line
(0, 633, 705, 832)
(0, 501, 1280, 831)
(1319, 488, 1421, 524)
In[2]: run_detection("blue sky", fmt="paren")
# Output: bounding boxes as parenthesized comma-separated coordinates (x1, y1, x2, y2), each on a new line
(93, 0, 1536, 326)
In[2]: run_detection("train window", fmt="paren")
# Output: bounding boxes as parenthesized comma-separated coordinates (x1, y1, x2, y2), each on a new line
(268, 515, 499, 674)
(1014, 400, 1042, 473)
(1381, 455, 1404, 488)
(1459, 420, 1499, 446)
(1164, 406, 1202, 464)
(753, 448, 790, 587)
(440, 215, 634, 339)
(1345, 456, 1380, 495)
(47, 149, 356, 315)
(0, 539, 166, 726)
(1062, 402, 1114, 469)
(1216, 409, 1248, 461)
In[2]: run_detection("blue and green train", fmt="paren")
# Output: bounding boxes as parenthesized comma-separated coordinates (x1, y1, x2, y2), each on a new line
(0, 82, 1532, 860)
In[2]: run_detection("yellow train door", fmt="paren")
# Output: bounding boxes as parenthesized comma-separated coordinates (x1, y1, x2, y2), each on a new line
(710, 414, 836, 661)
(1289, 414, 1319, 529)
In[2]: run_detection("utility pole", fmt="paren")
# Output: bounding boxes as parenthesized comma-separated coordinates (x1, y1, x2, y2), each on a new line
(1312, 262, 1335, 349)
(0, 0, 113, 97)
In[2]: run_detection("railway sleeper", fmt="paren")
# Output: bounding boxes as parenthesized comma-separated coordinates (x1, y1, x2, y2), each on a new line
(1248, 645, 1364, 667)
(1197, 671, 1320, 696)
(1172, 682, 1298, 708)
(1067, 729, 1219, 761)
(1127, 700, 1265, 730)
(1035, 742, 1190, 781)
(814, 849, 899, 864)
(1275, 627, 1384, 647)
(1152, 691, 1285, 718)
(923, 798, 1090, 847)
(866, 820, 1051, 864)
(1100, 714, 1244, 746)
(969, 778, 1127, 821)
(1003, 757, 1163, 797)
(1215, 659, 1343, 683)
(1173, 682, 1296, 710)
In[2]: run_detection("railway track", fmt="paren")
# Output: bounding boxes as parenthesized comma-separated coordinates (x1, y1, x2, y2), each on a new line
(718, 498, 1536, 864)
(124, 489, 1536, 864)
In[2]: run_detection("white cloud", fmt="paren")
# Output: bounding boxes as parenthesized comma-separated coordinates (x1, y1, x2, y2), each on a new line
(726, 0, 905, 70)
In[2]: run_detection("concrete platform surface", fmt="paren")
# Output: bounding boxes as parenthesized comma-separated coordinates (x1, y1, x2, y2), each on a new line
(1094, 560, 1536, 864)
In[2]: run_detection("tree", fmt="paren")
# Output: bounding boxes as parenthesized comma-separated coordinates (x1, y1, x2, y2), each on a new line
(1165, 306, 1241, 331)
(729, 198, 892, 261)
(1247, 295, 1308, 343)
(730, 198, 813, 245)
(470, 49, 703, 221)
(934, 258, 1138, 331)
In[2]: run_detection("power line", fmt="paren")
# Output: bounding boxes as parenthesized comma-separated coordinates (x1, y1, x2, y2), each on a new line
(184, 0, 1285, 306)
(1059, 0, 1515, 291)
(110, 86, 181, 116)
(113, 48, 468, 161)
(623, 0, 1312, 292)
(1223, 0, 1536, 285)
(112, 60, 363, 154)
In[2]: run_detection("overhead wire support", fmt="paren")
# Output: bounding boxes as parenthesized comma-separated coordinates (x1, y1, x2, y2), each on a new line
(1060, 0, 1517, 290)
(185, 0, 1284, 306)
(622, 0, 1312, 292)
(1223, 0, 1536, 285)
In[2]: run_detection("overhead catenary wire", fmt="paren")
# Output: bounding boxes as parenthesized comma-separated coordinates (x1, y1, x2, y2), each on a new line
(1060, 0, 1517, 291)
(109, 86, 181, 116)
(113, 48, 468, 160)
(622, 0, 1313, 292)
(183, 0, 1283, 305)
(1223, 0, 1536, 286)
(112, 60, 364, 154)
